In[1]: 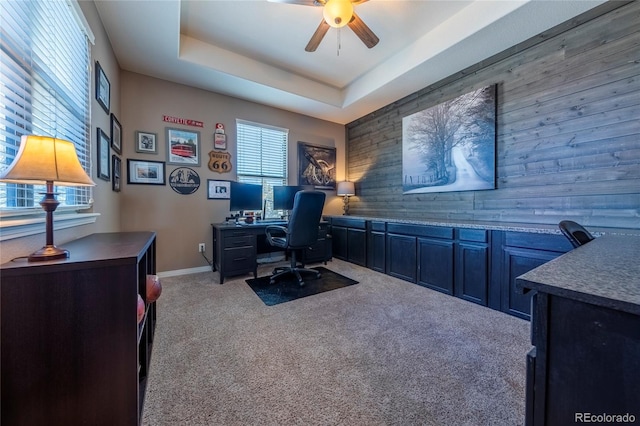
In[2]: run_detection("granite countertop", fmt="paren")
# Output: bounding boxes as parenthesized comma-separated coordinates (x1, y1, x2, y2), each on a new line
(324, 215, 640, 236)
(515, 235, 640, 315)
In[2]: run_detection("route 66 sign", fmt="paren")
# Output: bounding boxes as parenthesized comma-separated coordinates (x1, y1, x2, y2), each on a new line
(208, 150, 232, 174)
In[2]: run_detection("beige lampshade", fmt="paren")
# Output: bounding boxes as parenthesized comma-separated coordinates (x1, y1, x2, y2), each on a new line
(0, 135, 95, 186)
(337, 181, 355, 196)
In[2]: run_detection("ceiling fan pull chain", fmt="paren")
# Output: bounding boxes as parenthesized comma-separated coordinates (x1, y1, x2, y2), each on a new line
(337, 27, 341, 56)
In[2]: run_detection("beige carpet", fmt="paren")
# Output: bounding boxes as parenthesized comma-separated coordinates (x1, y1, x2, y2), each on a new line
(142, 259, 530, 426)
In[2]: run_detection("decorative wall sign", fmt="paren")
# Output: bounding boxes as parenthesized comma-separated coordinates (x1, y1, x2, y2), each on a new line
(127, 159, 166, 185)
(402, 85, 496, 194)
(95, 61, 110, 114)
(207, 180, 230, 199)
(208, 151, 232, 173)
(166, 127, 200, 166)
(214, 133, 226, 150)
(162, 115, 203, 128)
(297, 142, 336, 190)
(169, 167, 200, 195)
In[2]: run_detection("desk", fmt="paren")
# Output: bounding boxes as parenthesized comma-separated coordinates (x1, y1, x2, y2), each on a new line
(211, 221, 330, 284)
(516, 235, 640, 425)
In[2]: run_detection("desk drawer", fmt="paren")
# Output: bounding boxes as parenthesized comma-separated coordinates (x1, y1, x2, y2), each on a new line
(223, 247, 256, 272)
(224, 235, 254, 248)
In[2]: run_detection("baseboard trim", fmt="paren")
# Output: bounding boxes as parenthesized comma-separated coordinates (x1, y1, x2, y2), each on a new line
(158, 265, 212, 278)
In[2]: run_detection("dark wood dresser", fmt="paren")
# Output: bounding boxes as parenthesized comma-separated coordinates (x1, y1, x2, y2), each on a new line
(1, 232, 157, 426)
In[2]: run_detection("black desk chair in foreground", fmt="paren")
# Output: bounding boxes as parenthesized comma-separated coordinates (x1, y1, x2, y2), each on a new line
(265, 190, 326, 286)
(559, 220, 595, 248)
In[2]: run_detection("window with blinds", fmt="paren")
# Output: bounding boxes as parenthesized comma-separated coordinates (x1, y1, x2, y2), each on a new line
(0, 0, 92, 210)
(236, 119, 288, 219)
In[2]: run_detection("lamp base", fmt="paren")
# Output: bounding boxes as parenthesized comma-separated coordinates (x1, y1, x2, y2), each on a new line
(28, 245, 69, 262)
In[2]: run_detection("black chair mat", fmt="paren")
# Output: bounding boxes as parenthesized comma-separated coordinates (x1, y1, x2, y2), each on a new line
(245, 266, 358, 306)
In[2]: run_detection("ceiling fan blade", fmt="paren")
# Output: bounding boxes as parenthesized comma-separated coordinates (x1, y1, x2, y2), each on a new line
(267, 0, 323, 5)
(305, 19, 330, 52)
(348, 12, 379, 49)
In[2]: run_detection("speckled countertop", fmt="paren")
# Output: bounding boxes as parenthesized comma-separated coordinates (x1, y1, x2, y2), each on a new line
(324, 215, 640, 236)
(516, 235, 640, 315)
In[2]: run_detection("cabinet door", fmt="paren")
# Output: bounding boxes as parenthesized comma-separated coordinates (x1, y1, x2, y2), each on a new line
(331, 226, 348, 260)
(502, 247, 560, 319)
(455, 241, 489, 305)
(347, 228, 367, 266)
(417, 237, 454, 294)
(368, 231, 386, 273)
(387, 234, 417, 283)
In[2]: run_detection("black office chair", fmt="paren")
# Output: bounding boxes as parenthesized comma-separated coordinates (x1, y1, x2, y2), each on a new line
(558, 220, 595, 248)
(265, 190, 326, 286)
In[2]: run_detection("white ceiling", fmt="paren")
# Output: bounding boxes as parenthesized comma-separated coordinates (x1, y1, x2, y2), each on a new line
(94, 0, 605, 125)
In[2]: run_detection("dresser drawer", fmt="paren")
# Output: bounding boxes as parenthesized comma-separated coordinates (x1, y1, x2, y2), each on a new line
(223, 235, 254, 248)
(223, 246, 256, 272)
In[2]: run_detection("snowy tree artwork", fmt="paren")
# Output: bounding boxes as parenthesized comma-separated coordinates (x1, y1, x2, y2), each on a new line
(402, 85, 496, 194)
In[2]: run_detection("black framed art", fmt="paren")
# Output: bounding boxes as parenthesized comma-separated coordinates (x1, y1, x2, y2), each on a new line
(297, 142, 336, 189)
(95, 61, 110, 114)
(97, 128, 110, 181)
(127, 159, 166, 185)
(110, 113, 122, 154)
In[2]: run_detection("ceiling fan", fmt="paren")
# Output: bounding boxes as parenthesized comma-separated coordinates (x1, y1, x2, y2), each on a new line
(269, 0, 380, 52)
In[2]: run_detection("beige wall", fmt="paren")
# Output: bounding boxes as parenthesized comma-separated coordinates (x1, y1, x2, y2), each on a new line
(0, 1, 121, 264)
(119, 72, 346, 273)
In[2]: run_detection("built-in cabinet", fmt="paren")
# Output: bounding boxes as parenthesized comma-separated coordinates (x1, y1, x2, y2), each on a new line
(329, 217, 573, 318)
(0, 232, 157, 426)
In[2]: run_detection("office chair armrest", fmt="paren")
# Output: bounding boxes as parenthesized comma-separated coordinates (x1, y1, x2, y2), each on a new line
(265, 225, 288, 246)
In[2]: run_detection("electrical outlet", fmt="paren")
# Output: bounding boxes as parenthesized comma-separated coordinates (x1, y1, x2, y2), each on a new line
(198, 243, 205, 253)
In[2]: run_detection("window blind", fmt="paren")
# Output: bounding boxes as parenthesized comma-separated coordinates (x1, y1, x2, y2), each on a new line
(236, 119, 288, 218)
(0, 0, 91, 209)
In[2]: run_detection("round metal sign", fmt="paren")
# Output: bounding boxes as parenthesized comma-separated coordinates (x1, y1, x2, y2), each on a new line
(169, 167, 200, 195)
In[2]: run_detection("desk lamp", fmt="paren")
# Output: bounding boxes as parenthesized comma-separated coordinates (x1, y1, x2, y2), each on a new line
(337, 181, 355, 215)
(0, 135, 96, 261)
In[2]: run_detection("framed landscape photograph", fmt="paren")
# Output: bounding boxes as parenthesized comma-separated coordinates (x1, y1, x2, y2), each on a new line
(136, 131, 157, 154)
(97, 128, 110, 181)
(95, 61, 110, 114)
(207, 179, 230, 199)
(166, 127, 200, 166)
(297, 142, 336, 190)
(402, 85, 496, 194)
(127, 159, 166, 185)
(110, 113, 122, 154)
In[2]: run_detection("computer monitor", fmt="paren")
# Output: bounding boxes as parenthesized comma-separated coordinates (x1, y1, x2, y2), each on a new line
(229, 181, 263, 212)
(273, 185, 305, 211)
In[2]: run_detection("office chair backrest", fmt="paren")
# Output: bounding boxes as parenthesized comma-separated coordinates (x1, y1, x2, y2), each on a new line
(559, 220, 595, 248)
(286, 190, 326, 248)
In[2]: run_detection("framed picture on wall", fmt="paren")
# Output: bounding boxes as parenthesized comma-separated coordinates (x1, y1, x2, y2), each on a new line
(110, 113, 122, 154)
(127, 159, 166, 185)
(166, 127, 200, 166)
(136, 131, 158, 154)
(97, 128, 110, 181)
(95, 61, 110, 114)
(297, 142, 336, 190)
(112, 155, 121, 192)
(207, 179, 230, 199)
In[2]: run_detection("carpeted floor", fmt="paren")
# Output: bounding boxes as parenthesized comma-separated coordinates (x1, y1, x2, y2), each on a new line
(142, 259, 530, 426)
(246, 266, 359, 306)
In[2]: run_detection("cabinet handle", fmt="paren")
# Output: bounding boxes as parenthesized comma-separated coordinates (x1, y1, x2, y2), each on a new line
(233, 257, 248, 261)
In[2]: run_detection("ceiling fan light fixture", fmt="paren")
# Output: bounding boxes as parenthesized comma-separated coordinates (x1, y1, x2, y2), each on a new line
(323, 0, 353, 28)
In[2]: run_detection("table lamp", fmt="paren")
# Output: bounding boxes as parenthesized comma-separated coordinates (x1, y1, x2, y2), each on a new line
(0, 135, 96, 261)
(337, 181, 355, 215)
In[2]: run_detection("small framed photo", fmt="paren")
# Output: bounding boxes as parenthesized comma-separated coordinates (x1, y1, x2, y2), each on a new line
(136, 131, 158, 154)
(112, 155, 121, 192)
(207, 179, 230, 199)
(97, 128, 110, 181)
(214, 133, 226, 150)
(127, 159, 166, 185)
(110, 113, 122, 154)
(166, 127, 200, 166)
(95, 61, 110, 114)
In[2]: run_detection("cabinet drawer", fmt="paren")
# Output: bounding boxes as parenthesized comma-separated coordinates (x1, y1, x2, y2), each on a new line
(223, 247, 256, 271)
(458, 228, 487, 242)
(224, 235, 254, 248)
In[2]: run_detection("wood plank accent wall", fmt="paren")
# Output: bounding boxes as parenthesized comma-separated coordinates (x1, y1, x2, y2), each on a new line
(346, 1, 640, 229)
